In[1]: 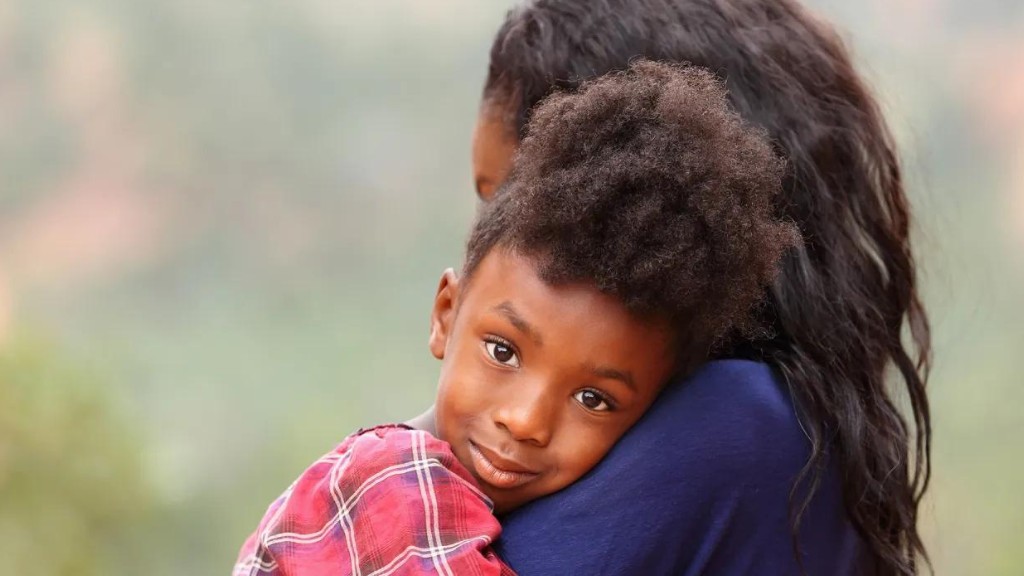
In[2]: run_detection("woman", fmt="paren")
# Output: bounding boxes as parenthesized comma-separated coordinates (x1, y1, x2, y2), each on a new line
(473, 1, 931, 574)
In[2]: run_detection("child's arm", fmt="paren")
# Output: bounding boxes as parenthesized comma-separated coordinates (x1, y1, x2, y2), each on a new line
(233, 427, 514, 576)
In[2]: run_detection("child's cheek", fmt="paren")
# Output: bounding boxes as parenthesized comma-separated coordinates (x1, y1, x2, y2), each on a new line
(437, 356, 492, 428)
(552, 430, 621, 488)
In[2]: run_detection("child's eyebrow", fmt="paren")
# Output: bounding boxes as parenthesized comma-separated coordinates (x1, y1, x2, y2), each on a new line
(493, 301, 543, 346)
(589, 365, 637, 392)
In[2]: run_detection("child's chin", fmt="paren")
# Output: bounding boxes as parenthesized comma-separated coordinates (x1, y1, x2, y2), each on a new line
(489, 498, 520, 516)
(488, 490, 543, 516)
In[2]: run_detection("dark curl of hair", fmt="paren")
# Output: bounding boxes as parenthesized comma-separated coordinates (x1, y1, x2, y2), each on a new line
(465, 61, 799, 370)
(484, 1, 932, 574)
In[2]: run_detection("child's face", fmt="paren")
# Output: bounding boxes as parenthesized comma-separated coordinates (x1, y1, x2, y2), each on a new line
(429, 249, 675, 513)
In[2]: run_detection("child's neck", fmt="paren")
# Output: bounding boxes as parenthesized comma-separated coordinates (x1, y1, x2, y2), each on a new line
(404, 405, 437, 436)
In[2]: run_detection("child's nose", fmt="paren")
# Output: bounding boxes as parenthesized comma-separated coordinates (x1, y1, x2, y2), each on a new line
(492, 384, 556, 447)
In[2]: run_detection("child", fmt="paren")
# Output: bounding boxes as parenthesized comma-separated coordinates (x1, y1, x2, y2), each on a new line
(233, 60, 799, 576)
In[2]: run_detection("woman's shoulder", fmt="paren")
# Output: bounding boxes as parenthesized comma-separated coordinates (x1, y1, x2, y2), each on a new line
(642, 359, 809, 486)
(498, 359, 867, 575)
(664, 358, 797, 432)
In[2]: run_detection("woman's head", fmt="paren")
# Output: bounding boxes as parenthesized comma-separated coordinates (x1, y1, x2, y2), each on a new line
(434, 61, 796, 512)
(474, 1, 931, 574)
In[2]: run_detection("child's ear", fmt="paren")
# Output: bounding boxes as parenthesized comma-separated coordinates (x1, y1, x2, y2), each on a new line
(429, 269, 460, 360)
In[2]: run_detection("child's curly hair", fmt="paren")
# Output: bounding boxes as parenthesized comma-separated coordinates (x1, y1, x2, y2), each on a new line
(465, 60, 799, 368)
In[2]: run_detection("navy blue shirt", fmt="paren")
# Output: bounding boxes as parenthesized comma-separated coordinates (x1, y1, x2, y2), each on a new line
(496, 360, 868, 575)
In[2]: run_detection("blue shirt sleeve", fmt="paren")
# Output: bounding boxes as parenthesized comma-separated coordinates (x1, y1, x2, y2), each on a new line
(495, 360, 869, 576)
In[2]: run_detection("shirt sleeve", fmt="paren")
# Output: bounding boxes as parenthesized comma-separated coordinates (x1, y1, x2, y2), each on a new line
(234, 427, 515, 576)
(495, 360, 869, 576)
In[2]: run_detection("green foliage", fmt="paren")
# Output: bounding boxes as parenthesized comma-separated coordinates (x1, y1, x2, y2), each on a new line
(0, 335, 154, 576)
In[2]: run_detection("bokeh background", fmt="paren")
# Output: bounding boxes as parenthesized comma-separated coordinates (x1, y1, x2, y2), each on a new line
(1, 0, 1021, 574)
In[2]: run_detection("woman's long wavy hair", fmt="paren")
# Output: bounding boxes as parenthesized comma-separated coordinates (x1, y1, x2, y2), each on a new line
(483, 1, 931, 573)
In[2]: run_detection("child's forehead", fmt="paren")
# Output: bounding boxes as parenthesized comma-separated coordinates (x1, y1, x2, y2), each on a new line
(460, 249, 673, 343)
(460, 249, 564, 306)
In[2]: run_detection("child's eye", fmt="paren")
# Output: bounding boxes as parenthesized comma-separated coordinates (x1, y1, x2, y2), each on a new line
(484, 340, 520, 368)
(573, 389, 613, 412)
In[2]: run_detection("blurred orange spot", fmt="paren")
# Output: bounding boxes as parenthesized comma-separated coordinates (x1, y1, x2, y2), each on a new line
(956, 35, 1024, 144)
(2, 176, 164, 288)
(955, 33, 1024, 257)
(0, 11, 168, 292)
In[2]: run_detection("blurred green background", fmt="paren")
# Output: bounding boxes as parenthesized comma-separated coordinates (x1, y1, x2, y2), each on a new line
(1, 0, 1021, 574)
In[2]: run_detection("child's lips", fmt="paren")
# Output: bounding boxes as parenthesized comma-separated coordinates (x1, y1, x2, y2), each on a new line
(468, 441, 539, 489)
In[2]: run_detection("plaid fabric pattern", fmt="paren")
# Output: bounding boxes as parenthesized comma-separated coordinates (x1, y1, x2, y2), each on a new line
(234, 425, 515, 576)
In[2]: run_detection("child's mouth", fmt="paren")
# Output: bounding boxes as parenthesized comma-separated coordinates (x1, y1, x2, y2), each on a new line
(468, 441, 540, 490)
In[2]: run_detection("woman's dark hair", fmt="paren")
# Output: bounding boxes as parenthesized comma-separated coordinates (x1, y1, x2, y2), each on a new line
(466, 61, 799, 372)
(483, 1, 932, 574)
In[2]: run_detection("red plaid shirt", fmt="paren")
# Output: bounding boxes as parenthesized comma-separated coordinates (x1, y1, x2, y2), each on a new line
(234, 425, 515, 576)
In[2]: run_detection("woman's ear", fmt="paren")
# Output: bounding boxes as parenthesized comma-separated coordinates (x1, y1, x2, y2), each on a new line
(429, 269, 460, 360)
